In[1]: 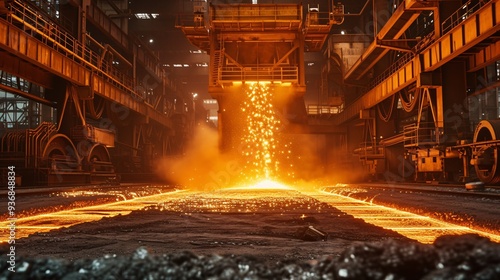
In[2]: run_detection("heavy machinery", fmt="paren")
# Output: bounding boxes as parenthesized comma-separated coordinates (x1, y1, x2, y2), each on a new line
(177, 0, 344, 151)
(177, 0, 500, 185)
(0, 0, 191, 186)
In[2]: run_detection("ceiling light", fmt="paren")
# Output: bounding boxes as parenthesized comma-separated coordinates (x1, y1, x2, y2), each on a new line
(135, 13, 150, 19)
(134, 13, 159, 20)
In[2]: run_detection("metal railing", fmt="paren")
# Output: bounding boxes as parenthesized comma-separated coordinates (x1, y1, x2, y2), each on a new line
(441, 0, 490, 35)
(28, 0, 72, 32)
(403, 122, 444, 147)
(218, 66, 299, 83)
(307, 104, 343, 115)
(305, 12, 332, 27)
(7, 0, 140, 98)
(86, 4, 163, 80)
(366, 31, 435, 91)
(367, 1, 491, 94)
(353, 142, 385, 161)
(210, 4, 301, 22)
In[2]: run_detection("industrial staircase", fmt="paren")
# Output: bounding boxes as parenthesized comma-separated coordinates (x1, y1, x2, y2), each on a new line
(210, 50, 223, 87)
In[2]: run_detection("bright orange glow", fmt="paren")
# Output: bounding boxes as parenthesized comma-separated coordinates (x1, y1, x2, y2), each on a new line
(310, 189, 500, 244)
(2, 187, 499, 245)
(229, 179, 294, 190)
(0, 190, 190, 243)
(239, 81, 294, 184)
(240, 82, 281, 181)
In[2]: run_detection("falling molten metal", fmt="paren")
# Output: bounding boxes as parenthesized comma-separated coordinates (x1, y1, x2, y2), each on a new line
(239, 82, 293, 186)
(241, 82, 280, 181)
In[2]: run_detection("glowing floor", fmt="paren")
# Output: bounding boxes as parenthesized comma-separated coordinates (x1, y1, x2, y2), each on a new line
(309, 190, 500, 243)
(2, 186, 499, 245)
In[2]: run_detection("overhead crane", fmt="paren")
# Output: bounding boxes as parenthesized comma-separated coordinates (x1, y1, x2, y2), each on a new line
(177, 0, 344, 151)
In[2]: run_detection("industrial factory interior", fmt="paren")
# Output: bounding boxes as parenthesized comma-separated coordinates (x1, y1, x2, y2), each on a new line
(1, 0, 500, 278)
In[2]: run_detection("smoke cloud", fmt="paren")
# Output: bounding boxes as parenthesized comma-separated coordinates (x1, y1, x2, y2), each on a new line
(155, 125, 245, 191)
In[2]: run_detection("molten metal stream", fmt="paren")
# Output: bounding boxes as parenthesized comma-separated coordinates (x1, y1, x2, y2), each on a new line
(240, 82, 293, 183)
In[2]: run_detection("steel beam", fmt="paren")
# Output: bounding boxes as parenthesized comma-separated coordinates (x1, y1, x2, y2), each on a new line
(333, 58, 419, 126)
(421, 0, 500, 71)
(334, 0, 500, 126)
(344, 0, 436, 82)
(0, 83, 55, 107)
(0, 19, 172, 129)
(467, 40, 500, 72)
(0, 51, 55, 89)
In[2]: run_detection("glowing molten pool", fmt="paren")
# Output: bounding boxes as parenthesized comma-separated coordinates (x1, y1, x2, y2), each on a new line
(229, 179, 294, 190)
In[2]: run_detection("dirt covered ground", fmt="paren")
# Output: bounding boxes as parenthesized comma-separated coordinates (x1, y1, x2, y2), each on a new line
(3, 189, 409, 265)
(2, 187, 500, 279)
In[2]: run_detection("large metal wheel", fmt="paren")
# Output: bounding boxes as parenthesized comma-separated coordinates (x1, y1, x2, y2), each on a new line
(87, 144, 111, 163)
(42, 134, 80, 171)
(82, 143, 114, 175)
(473, 120, 500, 184)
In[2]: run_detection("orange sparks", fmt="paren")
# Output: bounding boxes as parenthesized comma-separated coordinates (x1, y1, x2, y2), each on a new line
(241, 82, 281, 181)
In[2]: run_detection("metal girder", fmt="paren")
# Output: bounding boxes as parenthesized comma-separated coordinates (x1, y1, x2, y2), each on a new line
(333, 58, 419, 126)
(176, 23, 210, 52)
(467, 39, 500, 72)
(209, 4, 302, 32)
(376, 38, 416, 53)
(87, 4, 130, 51)
(222, 52, 243, 69)
(86, 3, 162, 82)
(378, 1, 431, 39)
(0, 19, 172, 129)
(0, 52, 55, 89)
(0, 83, 55, 107)
(421, 0, 500, 71)
(103, 0, 129, 18)
(220, 32, 297, 42)
(334, 0, 500, 126)
(416, 87, 443, 130)
(273, 43, 299, 69)
(344, 0, 436, 81)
